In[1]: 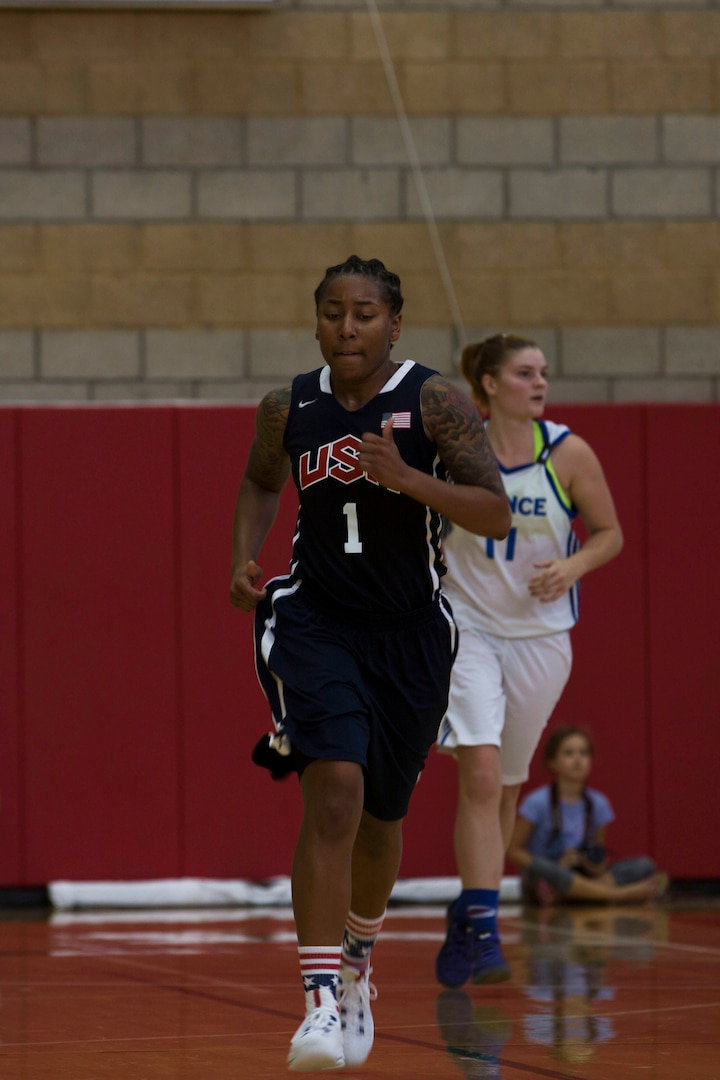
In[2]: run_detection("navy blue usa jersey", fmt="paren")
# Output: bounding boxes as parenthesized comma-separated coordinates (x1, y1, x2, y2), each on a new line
(283, 359, 448, 617)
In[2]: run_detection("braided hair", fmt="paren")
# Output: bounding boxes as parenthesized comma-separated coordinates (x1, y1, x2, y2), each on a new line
(314, 255, 404, 317)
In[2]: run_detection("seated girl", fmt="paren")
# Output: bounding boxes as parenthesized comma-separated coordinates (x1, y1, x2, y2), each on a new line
(508, 726, 667, 905)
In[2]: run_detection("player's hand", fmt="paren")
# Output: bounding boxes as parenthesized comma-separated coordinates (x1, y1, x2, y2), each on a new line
(358, 417, 410, 490)
(229, 559, 266, 611)
(528, 559, 577, 603)
(559, 848, 582, 868)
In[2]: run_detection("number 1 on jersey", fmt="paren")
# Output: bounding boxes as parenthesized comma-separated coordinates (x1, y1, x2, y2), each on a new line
(343, 502, 363, 554)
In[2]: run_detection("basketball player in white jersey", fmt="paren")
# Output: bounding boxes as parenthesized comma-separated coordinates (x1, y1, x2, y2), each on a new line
(435, 333, 623, 989)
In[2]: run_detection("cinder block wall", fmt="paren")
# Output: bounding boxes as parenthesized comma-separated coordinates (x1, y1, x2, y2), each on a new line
(0, 0, 718, 403)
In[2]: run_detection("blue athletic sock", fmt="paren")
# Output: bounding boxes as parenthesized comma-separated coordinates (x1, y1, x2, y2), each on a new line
(456, 889, 499, 936)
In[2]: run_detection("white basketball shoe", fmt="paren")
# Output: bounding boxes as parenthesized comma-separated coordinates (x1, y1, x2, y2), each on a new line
(287, 1004, 345, 1072)
(337, 967, 377, 1067)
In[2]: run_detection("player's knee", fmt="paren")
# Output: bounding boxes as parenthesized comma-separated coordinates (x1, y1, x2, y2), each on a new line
(458, 748, 502, 805)
(302, 764, 363, 841)
(306, 795, 361, 845)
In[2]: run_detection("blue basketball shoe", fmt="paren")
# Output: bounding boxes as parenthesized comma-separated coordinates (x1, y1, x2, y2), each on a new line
(436, 901, 475, 988)
(471, 931, 511, 985)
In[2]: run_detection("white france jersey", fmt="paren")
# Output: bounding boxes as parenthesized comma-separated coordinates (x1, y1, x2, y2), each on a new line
(443, 420, 580, 638)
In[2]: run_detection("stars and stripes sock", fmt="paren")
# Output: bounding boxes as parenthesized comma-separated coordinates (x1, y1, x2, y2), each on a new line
(341, 910, 386, 974)
(298, 945, 342, 1013)
(456, 889, 499, 936)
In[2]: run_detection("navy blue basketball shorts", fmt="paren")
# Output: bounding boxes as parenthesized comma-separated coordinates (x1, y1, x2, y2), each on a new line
(253, 576, 458, 821)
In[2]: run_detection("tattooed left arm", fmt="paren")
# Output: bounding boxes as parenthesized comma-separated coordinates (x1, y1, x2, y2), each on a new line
(363, 375, 509, 538)
(419, 375, 510, 538)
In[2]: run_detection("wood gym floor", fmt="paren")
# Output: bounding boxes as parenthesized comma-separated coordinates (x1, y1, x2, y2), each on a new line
(1, 894, 719, 1079)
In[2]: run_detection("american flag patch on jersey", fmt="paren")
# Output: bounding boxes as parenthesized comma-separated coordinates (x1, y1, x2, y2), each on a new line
(381, 411, 411, 429)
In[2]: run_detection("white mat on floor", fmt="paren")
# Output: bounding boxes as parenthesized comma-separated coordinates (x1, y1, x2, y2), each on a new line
(49, 875, 521, 910)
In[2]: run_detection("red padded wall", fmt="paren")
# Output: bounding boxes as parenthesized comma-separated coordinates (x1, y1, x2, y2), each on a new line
(19, 408, 181, 880)
(645, 406, 720, 876)
(0, 410, 22, 882)
(0, 403, 717, 886)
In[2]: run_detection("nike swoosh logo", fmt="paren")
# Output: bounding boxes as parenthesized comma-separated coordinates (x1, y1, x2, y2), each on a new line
(298, 399, 317, 408)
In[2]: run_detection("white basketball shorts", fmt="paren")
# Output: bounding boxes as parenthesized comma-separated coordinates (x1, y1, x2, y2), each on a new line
(436, 627, 572, 785)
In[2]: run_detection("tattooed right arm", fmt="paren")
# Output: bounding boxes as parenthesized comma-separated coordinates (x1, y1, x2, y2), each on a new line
(244, 387, 292, 492)
(229, 389, 292, 611)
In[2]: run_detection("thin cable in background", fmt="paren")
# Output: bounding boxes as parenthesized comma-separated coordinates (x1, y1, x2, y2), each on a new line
(364, 0, 467, 350)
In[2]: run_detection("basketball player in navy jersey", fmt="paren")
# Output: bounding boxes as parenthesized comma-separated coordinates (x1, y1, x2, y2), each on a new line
(229, 256, 511, 1072)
